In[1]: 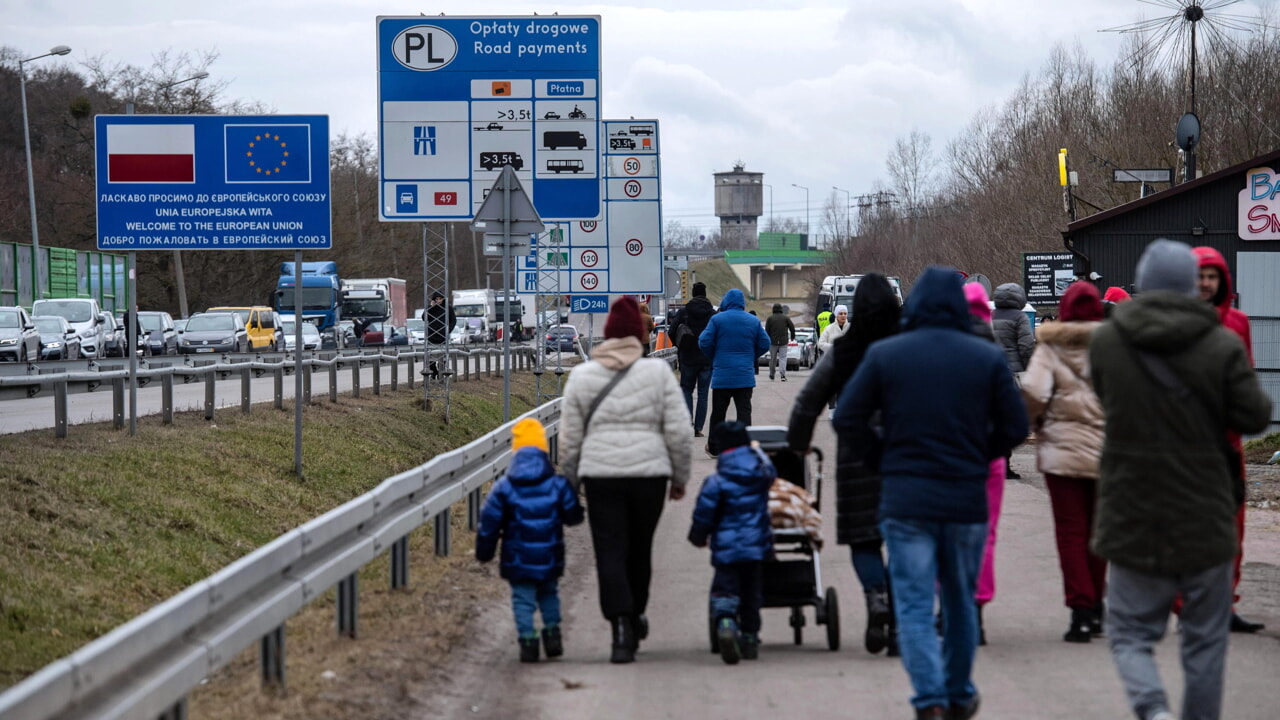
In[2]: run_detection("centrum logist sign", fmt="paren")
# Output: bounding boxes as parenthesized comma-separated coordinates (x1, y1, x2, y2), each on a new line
(94, 115, 332, 251)
(1022, 251, 1078, 305)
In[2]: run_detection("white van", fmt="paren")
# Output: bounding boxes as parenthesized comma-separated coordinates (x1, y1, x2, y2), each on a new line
(32, 298, 105, 359)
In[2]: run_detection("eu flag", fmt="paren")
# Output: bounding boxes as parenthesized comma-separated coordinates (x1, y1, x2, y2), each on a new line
(225, 124, 311, 183)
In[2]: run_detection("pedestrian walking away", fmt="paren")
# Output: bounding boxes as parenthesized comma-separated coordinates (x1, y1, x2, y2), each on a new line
(1018, 281, 1107, 644)
(669, 282, 715, 438)
(698, 288, 771, 457)
(559, 296, 692, 664)
(963, 282, 1007, 646)
(992, 282, 1034, 479)
(688, 421, 776, 665)
(1194, 245, 1265, 634)
(788, 272, 901, 657)
(764, 303, 796, 381)
(835, 266, 1028, 719)
(475, 418, 585, 663)
(1090, 239, 1271, 720)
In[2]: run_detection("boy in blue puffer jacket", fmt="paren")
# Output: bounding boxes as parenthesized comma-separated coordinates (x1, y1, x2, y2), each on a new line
(689, 421, 776, 664)
(477, 418, 584, 663)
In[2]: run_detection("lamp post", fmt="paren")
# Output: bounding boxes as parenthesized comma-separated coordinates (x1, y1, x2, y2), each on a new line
(154, 71, 209, 320)
(791, 183, 809, 247)
(762, 183, 774, 232)
(832, 186, 851, 245)
(20, 44, 72, 302)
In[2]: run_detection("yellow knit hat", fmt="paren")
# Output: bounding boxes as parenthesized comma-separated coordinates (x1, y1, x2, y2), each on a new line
(511, 418, 548, 453)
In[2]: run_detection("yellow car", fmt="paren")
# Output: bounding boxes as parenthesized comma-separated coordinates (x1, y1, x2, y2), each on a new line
(205, 306, 283, 351)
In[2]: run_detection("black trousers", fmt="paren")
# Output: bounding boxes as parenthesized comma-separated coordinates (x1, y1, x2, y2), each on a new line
(708, 387, 754, 451)
(583, 476, 669, 620)
(711, 561, 765, 634)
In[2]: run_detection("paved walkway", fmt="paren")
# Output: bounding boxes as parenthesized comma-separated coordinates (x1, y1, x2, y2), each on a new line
(439, 366, 1280, 719)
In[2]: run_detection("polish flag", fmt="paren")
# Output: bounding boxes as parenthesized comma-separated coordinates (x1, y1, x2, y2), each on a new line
(106, 124, 195, 183)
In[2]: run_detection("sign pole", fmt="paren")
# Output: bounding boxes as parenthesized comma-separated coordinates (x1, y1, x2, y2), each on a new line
(128, 250, 138, 437)
(294, 251, 303, 479)
(501, 168, 512, 422)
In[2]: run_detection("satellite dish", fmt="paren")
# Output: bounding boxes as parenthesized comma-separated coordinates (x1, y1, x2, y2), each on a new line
(1175, 112, 1201, 151)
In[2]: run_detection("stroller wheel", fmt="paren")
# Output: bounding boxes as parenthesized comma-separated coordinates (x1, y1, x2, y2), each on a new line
(825, 588, 841, 651)
(791, 606, 805, 645)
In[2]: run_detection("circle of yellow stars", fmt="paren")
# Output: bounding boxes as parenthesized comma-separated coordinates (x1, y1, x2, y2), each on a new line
(245, 133, 289, 175)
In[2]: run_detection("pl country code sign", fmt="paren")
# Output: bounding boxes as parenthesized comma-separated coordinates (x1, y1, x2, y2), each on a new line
(94, 115, 332, 251)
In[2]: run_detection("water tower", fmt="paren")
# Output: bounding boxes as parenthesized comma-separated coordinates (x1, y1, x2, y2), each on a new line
(713, 162, 763, 247)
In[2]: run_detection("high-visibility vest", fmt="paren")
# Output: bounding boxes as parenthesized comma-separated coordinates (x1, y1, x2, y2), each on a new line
(816, 311, 834, 336)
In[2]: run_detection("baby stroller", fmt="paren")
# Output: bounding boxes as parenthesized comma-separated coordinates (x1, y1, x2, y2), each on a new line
(707, 426, 840, 652)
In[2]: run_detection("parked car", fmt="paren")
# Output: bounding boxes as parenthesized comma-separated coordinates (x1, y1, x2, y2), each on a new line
(406, 318, 426, 345)
(31, 298, 105, 358)
(793, 328, 818, 368)
(32, 315, 81, 360)
(449, 318, 470, 345)
(179, 312, 249, 354)
(337, 319, 357, 348)
(137, 311, 179, 356)
(757, 336, 811, 371)
(0, 306, 41, 362)
(173, 318, 190, 334)
(206, 306, 283, 351)
(280, 320, 321, 351)
(544, 324, 579, 354)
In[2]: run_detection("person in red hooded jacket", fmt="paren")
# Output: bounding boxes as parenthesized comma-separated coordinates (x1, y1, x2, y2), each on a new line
(1192, 246, 1263, 634)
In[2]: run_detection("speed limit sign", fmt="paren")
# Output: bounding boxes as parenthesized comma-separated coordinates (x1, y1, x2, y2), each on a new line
(625, 238, 644, 256)
(623, 157, 642, 175)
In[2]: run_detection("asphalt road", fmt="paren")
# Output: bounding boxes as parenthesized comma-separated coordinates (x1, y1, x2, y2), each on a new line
(430, 364, 1280, 720)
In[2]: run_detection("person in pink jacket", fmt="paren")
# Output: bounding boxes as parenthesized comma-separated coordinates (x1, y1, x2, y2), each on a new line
(963, 283, 1006, 645)
(1019, 281, 1107, 643)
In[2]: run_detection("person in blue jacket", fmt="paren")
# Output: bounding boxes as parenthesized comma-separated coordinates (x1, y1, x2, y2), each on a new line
(698, 288, 772, 456)
(833, 266, 1028, 720)
(476, 417, 585, 663)
(689, 421, 776, 665)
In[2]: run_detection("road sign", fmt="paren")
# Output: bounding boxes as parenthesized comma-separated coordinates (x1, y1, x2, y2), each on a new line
(377, 16, 602, 222)
(1111, 168, 1173, 183)
(570, 295, 609, 313)
(95, 115, 332, 251)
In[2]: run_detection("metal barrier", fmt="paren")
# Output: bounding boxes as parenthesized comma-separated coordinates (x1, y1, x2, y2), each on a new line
(0, 346, 538, 438)
(0, 400, 562, 720)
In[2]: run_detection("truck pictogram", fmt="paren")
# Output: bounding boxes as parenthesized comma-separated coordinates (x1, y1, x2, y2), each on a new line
(543, 131, 588, 150)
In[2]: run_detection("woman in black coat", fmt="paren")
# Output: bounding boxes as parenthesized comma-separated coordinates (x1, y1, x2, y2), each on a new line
(787, 273, 900, 656)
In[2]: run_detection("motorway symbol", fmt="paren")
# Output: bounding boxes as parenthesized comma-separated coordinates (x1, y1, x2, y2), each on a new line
(624, 180, 642, 198)
(413, 126, 438, 155)
(625, 238, 643, 256)
(581, 272, 599, 290)
(580, 249, 599, 267)
(623, 157, 642, 175)
(579, 220, 598, 232)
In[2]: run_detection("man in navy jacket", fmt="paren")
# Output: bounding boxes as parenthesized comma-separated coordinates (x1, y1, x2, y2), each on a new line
(699, 288, 771, 456)
(834, 266, 1027, 720)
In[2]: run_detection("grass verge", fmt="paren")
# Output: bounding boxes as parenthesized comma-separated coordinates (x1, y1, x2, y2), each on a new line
(0, 373, 540, 692)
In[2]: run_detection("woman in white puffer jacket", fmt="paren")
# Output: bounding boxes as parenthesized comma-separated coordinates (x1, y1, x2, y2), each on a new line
(560, 296, 692, 664)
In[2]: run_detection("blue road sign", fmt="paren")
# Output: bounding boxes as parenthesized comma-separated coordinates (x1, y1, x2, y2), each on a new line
(377, 16, 602, 223)
(95, 115, 331, 251)
(570, 295, 609, 313)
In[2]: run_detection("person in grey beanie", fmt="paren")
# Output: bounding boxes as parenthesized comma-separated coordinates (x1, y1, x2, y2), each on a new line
(1090, 239, 1271, 720)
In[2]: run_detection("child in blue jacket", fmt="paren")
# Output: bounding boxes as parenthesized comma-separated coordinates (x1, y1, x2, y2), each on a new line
(689, 421, 776, 664)
(477, 418, 584, 662)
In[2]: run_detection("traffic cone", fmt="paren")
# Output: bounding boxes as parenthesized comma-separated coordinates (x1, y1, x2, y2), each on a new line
(654, 329, 672, 350)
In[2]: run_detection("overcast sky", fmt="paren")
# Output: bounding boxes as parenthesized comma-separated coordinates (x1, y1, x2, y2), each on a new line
(7, 0, 1265, 239)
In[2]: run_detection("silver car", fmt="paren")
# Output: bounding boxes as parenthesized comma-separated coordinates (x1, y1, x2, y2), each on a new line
(178, 312, 249, 354)
(0, 306, 41, 362)
(33, 316, 81, 360)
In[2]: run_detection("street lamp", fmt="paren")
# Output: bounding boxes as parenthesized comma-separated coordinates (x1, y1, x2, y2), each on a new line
(152, 71, 209, 319)
(20, 44, 72, 302)
(832, 186, 851, 244)
(791, 183, 809, 246)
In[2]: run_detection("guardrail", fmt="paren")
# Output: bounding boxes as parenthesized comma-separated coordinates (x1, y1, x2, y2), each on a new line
(0, 399, 564, 720)
(0, 345, 539, 438)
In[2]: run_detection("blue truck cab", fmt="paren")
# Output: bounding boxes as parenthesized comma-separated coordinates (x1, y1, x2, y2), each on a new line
(275, 261, 343, 349)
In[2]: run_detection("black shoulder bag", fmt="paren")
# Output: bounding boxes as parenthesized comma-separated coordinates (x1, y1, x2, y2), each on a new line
(1116, 330, 1245, 506)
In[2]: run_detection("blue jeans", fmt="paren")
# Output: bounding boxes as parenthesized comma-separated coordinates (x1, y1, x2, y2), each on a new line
(680, 365, 711, 432)
(850, 543, 888, 593)
(510, 578, 561, 638)
(882, 517, 987, 710)
(710, 561, 764, 634)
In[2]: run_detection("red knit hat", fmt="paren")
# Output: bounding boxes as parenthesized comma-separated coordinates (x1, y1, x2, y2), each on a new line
(1102, 286, 1131, 303)
(1059, 281, 1104, 322)
(604, 296, 645, 342)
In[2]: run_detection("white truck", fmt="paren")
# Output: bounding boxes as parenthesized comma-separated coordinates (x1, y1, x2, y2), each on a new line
(453, 288, 529, 341)
(341, 278, 407, 328)
(817, 275, 904, 315)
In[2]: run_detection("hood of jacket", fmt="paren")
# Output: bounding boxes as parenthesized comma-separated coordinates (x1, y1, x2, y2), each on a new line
(851, 273, 902, 331)
(589, 335, 643, 370)
(903, 266, 969, 332)
(1111, 291, 1220, 354)
(1193, 246, 1236, 318)
(720, 288, 746, 312)
(506, 446, 556, 486)
(716, 444, 776, 485)
(993, 282, 1027, 309)
(1033, 320, 1099, 375)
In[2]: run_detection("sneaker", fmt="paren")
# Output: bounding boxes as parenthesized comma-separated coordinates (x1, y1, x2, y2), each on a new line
(1088, 603, 1105, 637)
(519, 636, 540, 663)
(694, 430, 704, 438)
(705, 444, 719, 459)
(949, 695, 981, 720)
(717, 618, 741, 665)
(780, 376, 787, 382)
(769, 375, 775, 381)
(1231, 613, 1265, 633)
(740, 633, 759, 660)
(541, 626, 563, 658)
(1064, 608, 1092, 643)
(1147, 710, 1175, 720)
